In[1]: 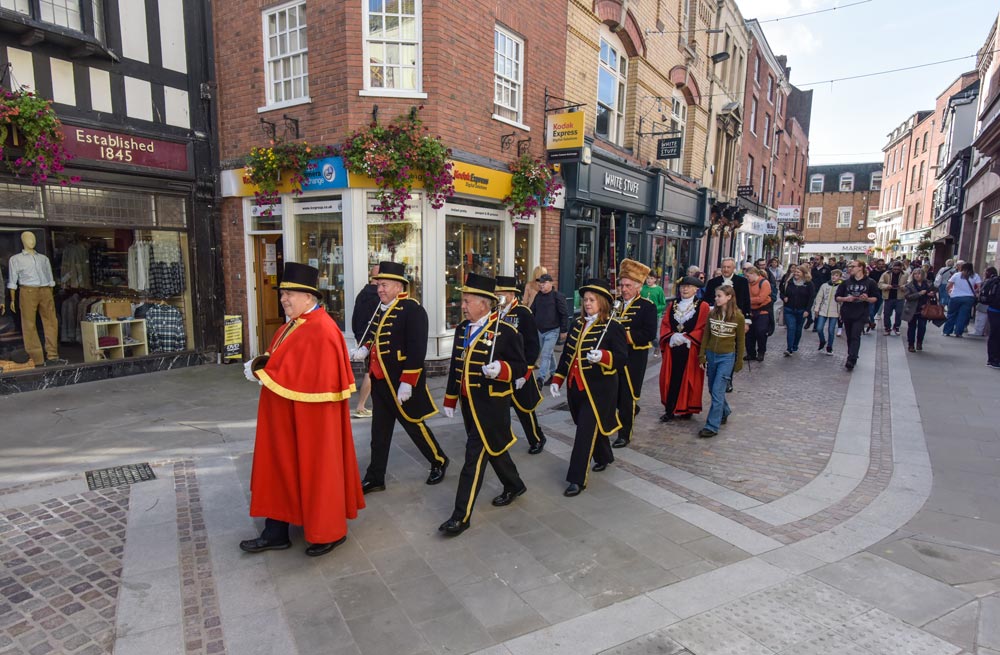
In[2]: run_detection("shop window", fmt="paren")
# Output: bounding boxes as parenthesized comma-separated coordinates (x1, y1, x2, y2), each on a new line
(263, 0, 310, 108)
(294, 197, 345, 329)
(807, 208, 822, 228)
(445, 215, 501, 328)
(493, 24, 523, 125)
(364, 0, 421, 93)
(837, 207, 852, 228)
(366, 192, 423, 302)
(596, 33, 627, 145)
(513, 224, 531, 286)
(2, 0, 104, 40)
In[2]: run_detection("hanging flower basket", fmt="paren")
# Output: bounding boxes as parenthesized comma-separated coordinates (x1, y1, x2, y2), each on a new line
(763, 235, 780, 249)
(342, 107, 454, 220)
(0, 89, 78, 186)
(784, 233, 804, 245)
(502, 154, 562, 224)
(244, 141, 332, 216)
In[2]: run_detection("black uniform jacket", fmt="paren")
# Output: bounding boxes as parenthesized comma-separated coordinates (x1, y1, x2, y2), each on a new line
(444, 314, 527, 455)
(500, 301, 542, 412)
(616, 295, 658, 399)
(553, 316, 627, 435)
(361, 292, 437, 422)
(704, 275, 752, 318)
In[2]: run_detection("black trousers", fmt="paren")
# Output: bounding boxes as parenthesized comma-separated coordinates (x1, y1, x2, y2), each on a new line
(366, 377, 447, 483)
(843, 318, 866, 364)
(450, 401, 523, 523)
(513, 405, 545, 446)
(663, 346, 689, 415)
(616, 377, 638, 444)
(746, 312, 770, 358)
(988, 311, 1000, 364)
(261, 518, 290, 542)
(567, 387, 613, 486)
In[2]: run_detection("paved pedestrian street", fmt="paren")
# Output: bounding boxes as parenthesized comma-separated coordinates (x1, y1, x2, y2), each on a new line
(1, 330, 998, 655)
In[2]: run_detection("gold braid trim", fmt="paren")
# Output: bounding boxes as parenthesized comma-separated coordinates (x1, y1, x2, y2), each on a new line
(258, 371, 356, 403)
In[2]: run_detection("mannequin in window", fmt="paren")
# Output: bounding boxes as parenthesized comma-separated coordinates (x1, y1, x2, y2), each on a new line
(8, 232, 65, 366)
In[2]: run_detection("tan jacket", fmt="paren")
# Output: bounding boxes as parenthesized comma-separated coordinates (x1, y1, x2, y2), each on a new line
(878, 270, 910, 300)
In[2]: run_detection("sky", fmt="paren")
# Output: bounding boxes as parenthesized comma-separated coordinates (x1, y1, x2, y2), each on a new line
(736, 0, 998, 166)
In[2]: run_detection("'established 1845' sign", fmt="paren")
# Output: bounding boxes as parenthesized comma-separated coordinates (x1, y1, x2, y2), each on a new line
(64, 126, 189, 172)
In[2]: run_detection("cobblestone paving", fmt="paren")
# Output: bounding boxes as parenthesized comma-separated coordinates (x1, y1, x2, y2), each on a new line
(630, 338, 850, 503)
(0, 486, 129, 655)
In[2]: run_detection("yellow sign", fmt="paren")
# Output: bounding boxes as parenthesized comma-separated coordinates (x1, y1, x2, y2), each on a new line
(450, 161, 512, 200)
(223, 315, 243, 361)
(546, 111, 585, 150)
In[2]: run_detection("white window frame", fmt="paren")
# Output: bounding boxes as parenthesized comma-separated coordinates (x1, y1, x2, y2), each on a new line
(776, 91, 783, 116)
(759, 166, 766, 203)
(360, 0, 426, 99)
(596, 30, 628, 146)
(839, 173, 854, 192)
(260, 0, 310, 112)
(746, 155, 754, 185)
(836, 206, 852, 228)
(763, 114, 771, 147)
(807, 208, 822, 228)
(767, 75, 774, 103)
(749, 96, 758, 135)
(667, 91, 686, 173)
(870, 172, 882, 191)
(809, 174, 824, 193)
(492, 24, 526, 129)
(754, 54, 760, 85)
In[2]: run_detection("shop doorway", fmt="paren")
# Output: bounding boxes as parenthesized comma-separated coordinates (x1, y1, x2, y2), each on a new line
(253, 234, 284, 350)
(572, 225, 595, 313)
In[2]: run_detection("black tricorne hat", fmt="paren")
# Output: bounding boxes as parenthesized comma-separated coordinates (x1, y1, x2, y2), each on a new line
(460, 273, 498, 302)
(579, 278, 614, 304)
(677, 275, 704, 289)
(372, 261, 409, 285)
(278, 262, 323, 299)
(495, 275, 520, 293)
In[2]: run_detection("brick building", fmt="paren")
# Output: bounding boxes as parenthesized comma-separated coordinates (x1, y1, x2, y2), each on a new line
(801, 163, 882, 261)
(212, 0, 566, 360)
(724, 19, 810, 268)
(872, 111, 930, 257)
(965, 13, 1000, 273)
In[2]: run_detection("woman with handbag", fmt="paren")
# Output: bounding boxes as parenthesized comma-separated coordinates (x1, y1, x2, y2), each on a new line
(943, 262, 982, 338)
(902, 268, 936, 352)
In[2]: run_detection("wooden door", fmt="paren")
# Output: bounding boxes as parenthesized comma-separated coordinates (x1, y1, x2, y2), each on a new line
(254, 234, 284, 351)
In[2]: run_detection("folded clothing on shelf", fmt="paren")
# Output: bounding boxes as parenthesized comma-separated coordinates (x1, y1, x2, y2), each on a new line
(98, 336, 120, 347)
(84, 313, 111, 322)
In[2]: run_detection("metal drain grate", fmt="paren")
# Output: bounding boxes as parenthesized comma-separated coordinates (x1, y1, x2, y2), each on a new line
(85, 463, 156, 490)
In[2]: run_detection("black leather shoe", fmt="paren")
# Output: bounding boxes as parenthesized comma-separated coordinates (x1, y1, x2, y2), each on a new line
(660, 413, 675, 422)
(438, 518, 469, 536)
(725, 382, 733, 393)
(305, 536, 347, 557)
(591, 462, 607, 472)
(426, 460, 448, 485)
(491, 485, 527, 506)
(698, 428, 718, 438)
(677, 413, 693, 420)
(239, 537, 292, 554)
(563, 483, 584, 497)
(528, 438, 546, 455)
(721, 414, 729, 425)
(361, 479, 386, 494)
(611, 437, 629, 449)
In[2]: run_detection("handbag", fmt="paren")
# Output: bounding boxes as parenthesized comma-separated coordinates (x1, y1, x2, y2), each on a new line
(921, 300, 945, 321)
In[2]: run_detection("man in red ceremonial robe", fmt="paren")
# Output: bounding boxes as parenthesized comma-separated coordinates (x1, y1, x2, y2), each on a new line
(240, 262, 365, 557)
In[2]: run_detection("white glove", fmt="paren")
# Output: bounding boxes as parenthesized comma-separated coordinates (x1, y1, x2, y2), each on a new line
(351, 346, 369, 361)
(443, 406, 454, 419)
(514, 377, 526, 390)
(550, 383, 561, 398)
(243, 359, 255, 382)
(668, 333, 686, 348)
(482, 361, 502, 379)
(396, 382, 412, 403)
(683, 337, 692, 349)
(586, 349, 603, 363)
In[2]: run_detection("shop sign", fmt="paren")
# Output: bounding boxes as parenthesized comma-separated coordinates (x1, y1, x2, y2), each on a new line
(451, 161, 512, 200)
(776, 205, 801, 223)
(800, 242, 871, 254)
(866, 232, 877, 240)
(302, 157, 348, 191)
(546, 111, 585, 150)
(740, 216, 767, 235)
(223, 315, 243, 361)
(64, 125, 189, 171)
(443, 202, 503, 220)
(988, 240, 997, 253)
(603, 172, 640, 199)
(737, 185, 754, 198)
(764, 219, 778, 236)
(656, 137, 682, 160)
(295, 199, 343, 214)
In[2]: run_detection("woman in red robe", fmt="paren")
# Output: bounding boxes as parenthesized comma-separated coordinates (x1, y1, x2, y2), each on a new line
(658, 276, 709, 422)
(240, 263, 365, 557)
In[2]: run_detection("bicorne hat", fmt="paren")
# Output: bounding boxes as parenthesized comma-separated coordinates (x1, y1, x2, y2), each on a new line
(372, 261, 409, 285)
(495, 275, 520, 293)
(278, 262, 323, 300)
(579, 278, 614, 304)
(460, 273, 498, 302)
(619, 259, 651, 284)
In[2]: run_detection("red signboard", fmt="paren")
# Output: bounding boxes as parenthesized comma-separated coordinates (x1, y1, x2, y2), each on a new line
(63, 126, 189, 172)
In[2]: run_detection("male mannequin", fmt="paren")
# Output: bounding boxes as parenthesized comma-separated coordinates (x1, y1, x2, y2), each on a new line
(8, 231, 63, 366)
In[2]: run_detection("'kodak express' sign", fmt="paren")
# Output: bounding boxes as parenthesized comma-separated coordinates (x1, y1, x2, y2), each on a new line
(451, 161, 512, 200)
(546, 111, 585, 150)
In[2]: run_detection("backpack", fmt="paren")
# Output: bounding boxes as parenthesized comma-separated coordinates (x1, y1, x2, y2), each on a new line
(979, 276, 1000, 309)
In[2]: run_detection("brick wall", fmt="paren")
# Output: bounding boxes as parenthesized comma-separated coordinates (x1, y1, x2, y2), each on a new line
(802, 189, 881, 244)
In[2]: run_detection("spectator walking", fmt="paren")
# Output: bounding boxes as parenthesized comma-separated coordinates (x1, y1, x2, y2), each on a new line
(879, 260, 909, 336)
(767, 258, 784, 288)
(697, 285, 745, 439)
(745, 267, 772, 361)
(836, 260, 879, 370)
(943, 262, 982, 338)
(971, 266, 996, 337)
(813, 268, 843, 355)
(530, 272, 568, 383)
(902, 267, 935, 352)
(934, 259, 956, 309)
(350, 265, 380, 418)
(981, 267, 1000, 368)
(641, 272, 667, 319)
(780, 264, 815, 356)
(522, 265, 546, 309)
(867, 259, 887, 332)
(658, 276, 709, 422)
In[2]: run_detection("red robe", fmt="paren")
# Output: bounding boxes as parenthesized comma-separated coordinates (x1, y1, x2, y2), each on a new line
(658, 300, 709, 415)
(250, 308, 365, 543)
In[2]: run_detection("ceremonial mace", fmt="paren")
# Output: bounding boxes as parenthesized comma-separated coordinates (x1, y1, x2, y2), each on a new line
(593, 299, 622, 351)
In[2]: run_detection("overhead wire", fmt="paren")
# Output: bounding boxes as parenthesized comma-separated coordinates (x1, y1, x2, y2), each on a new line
(644, 0, 874, 36)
